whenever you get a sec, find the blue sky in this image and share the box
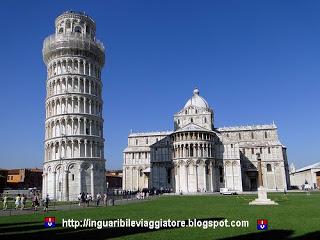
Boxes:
[0,0,319,170]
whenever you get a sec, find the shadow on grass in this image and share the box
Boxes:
[219,230,320,240]
[0,217,224,240]
[0,222,46,234]
[1,218,319,240]
[0,221,41,228]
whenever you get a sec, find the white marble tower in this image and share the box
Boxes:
[42,11,106,201]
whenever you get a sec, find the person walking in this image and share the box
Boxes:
[15,194,20,210]
[78,193,82,206]
[44,194,50,212]
[86,193,90,207]
[2,195,8,210]
[89,193,93,206]
[23,194,27,209]
[20,194,25,210]
[103,193,107,206]
[96,193,101,206]
[33,194,39,211]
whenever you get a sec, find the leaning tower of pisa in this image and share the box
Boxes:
[42,11,106,201]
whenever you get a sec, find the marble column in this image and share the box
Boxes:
[90,141,93,157]
[175,165,180,192]
[91,167,95,198]
[203,163,207,192]
[131,168,134,191]
[53,171,57,200]
[210,162,214,192]
[45,173,48,197]
[79,168,82,194]
[184,163,188,192]
[137,168,139,190]
[42,174,46,198]
[84,140,87,157]
[179,164,183,192]
[64,170,69,201]
[122,167,126,190]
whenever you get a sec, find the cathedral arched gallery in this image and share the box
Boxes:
[123,88,290,193]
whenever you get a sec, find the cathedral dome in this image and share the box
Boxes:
[184,88,209,109]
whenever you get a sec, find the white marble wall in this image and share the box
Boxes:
[42,160,106,201]
[42,12,106,201]
[122,132,171,190]
[290,169,319,189]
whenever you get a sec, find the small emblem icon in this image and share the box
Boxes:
[44,217,56,228]
[257,219,268,230]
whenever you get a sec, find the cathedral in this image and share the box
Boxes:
[122,88,290,193]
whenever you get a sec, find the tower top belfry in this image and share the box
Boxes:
[43,11,105,66]
[55,11,96,38]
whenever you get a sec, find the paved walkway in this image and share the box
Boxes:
[0,196,156,217]
[1,190,315,217]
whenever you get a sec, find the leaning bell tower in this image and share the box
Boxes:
[42,11,106,201]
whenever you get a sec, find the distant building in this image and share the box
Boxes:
[123,88,290,193]
[6,168,42,190]
[0,169,8,193]
[106,170,122,189]
[290,162,320,189]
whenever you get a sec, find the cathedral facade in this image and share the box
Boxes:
[123,88,290,193]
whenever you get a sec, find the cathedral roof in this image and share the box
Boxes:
[123,146,151,153]
[174,123,212,133]
[128,131,172,137]
[184,88,209,109]
[294,162,320,173]
[217,123,277,132]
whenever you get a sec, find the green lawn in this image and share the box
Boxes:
[0,193,319,240]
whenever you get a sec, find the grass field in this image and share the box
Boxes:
[0,192,319,240]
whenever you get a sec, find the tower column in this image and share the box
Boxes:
[84,140,87,157]
[77,98,80,113]
[64,170,69,201]
[42,173,46,198]
[71,140,74,158]
[91,167,95,197]
[90,141,93,157]
[78,140,81,158]
[53,171,57,200]
[122,166,126,190]
[79,167,82,194]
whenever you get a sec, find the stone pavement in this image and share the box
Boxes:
[0,196,156,217]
